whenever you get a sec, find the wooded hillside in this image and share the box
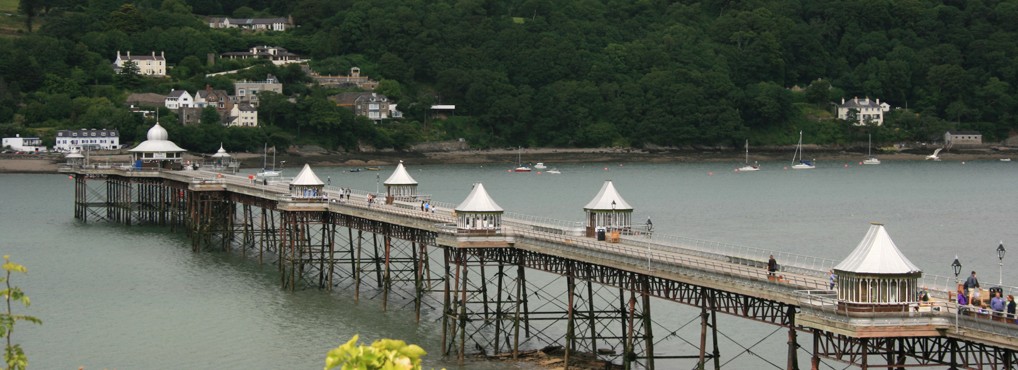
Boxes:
[2,0,1016,152]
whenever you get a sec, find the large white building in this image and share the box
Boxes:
[837,97,891,126]
[54,129,120,152]
[2,135,47,152]
[113,51,166,76]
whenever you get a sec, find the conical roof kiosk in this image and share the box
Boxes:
[454,183,504,234]
[583,180,633,237]
[833,223,922,314]
[289,164,325,200]
[210,143,231,166]
[383,160,419,204]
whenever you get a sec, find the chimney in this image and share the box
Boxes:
[152,51,155,58]
[841,98,845,104]
[127,50,131,58]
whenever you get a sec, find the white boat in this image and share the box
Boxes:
[513,147,531,172]
[1001,158,1012,162]
[736,139,760,172]
[545,168,561,174]
[534,162,547,170]
[925,148,943,161]
[862,134,880,165]
[791,131,815,169]
[256,144,282,177]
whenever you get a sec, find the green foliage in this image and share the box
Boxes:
[4,0,1018,149]
[323,335,429,370]
[1,255,42,370]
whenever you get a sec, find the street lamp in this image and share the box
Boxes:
[997,241,1006,286]
[610,200,616,231]
[952,256,962,284]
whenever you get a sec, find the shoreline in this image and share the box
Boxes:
[1,147,1014,174]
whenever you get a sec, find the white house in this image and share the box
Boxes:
[164,90,194,110]
[208,17,292,31]
[837,97,890,126]
[2,135,47,152]
[54,129,120,152]
[113,51,166,76]
[227,103,258,127]
[234,74,283,106]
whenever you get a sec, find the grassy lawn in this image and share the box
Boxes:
[0,0,18,14]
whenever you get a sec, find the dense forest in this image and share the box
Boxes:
[2,0,1017,153]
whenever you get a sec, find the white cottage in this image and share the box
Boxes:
[583,180,633,238]
[833,223,922,313]
[454,183,503,233]
[383,160,418,203]
[289,164,325,199]
[128,122,187,169]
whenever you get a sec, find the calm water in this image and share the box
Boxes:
[3,159,1017,368]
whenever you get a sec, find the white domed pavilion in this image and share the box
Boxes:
[128,121,186,169]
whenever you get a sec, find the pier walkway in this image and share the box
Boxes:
[63,165,1018,369]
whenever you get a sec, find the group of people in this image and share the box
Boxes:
[420,201,435,213]
[957,271,1018,321]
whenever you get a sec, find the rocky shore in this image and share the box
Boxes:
[2,145,1014,174]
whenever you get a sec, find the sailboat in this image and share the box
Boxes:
[737,140,760,172]
[257,144,281,177]
[862,134,880,165]
[791,131,815,169]
[513,147,532,172]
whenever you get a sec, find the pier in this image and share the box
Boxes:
[59,126,1018,370]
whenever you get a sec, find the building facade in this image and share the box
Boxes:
[309,67,378,90]
[227,103,258,127]
[2,135,47,152]
[329,92,398,122]
[113,51,166,76]
[221,46,302,65]
[165,90,194,110]
[234,75,283,106]
[837,97,891,126]
[945,131,982,146]
[208,17,292,31]
[54,129,120,152]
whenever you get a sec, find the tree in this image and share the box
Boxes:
[115,60,141,89]
[200,106,222,125]
[324,335,428,370]
[1,255,42,370]
[18,0,41,32]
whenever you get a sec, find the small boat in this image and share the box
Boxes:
[513,146,531,172]
[364,167,381,171]
[348,168,362,172]
[256,144,282,177]
[534,162,547,170]
[862,134,880,165]
[736,140,760,172]
[545,168,561,174]
[791,131,816,169]
[1001,158,1012,162]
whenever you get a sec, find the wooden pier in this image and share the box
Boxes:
[61,165,1018,369]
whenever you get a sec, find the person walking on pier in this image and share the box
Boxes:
[767,255,778,278]
[964,271,980,305]
[828,270,837,289]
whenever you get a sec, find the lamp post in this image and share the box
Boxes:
[952,256,962,285]
[997,241,1006,286]
[610,200,616,231]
